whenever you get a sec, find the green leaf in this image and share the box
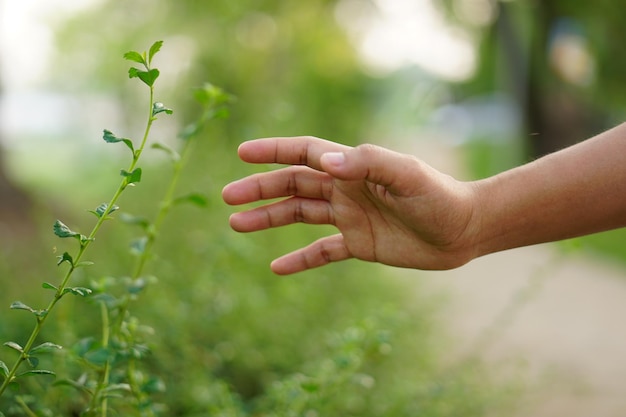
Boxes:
[148,40,163,63]
[4,342,23,353]
[56,251,73,267]
[152,102,173,117]
[31,342,63,354]
[53,378,92,394]
[16,369,55,378]
[178,122,201,141]
[90,203,120,219]
[141,377,166,394]
[75,261,95,268]
[0,360,9,378]
[53,220,79,239]
[129,67,160,87]
[121,167,142,185]
[62,287,92,297]
[103,129,134,153]
[119,213,150,229]
[151,142,180,162]
[173,193,209,208]
[26,356,39,368]
[10,301,35,313]
[42,282,58,291]
[130,236,148,256]
[83,348,112,367]
[123,50,145,65]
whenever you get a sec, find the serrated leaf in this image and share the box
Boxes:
[42,282,58,291]
[90,203,120,219]
[103,129,134,152]
[4,342,23,353]
[121,167,142,185]
[31,342,63,355]
[152,102,173,117]
[148,40,163,63]
[62,287,92,297]
[10,301,35,313]
[173,193,209,208]
[123,50,145,65]
[151,142,180,162]
[17,369,55,377]
[53,220,79,239]
[56,251,73,267]
[0,360,9,378]
[129,68,160,87]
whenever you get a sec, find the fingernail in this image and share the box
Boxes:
[322,152,345,167]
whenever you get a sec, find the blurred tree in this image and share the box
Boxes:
[436,0,625,157]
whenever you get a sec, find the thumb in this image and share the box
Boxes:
[320,144,425,192]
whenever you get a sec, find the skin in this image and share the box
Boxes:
[222,123,626,275]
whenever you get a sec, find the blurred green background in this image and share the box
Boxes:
[0,0,624,415]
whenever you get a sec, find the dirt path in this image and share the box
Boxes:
[387,136,626,416]
[407,245,626,417]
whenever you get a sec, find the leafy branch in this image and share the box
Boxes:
[0,40,171,402]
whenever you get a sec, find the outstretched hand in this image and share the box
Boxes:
[222,136,479,274]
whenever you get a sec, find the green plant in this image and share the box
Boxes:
[0,41,231,416]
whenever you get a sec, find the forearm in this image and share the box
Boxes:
[472,122,626,257]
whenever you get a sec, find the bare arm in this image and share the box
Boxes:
[222,123,626,274]
[473,122,626,257]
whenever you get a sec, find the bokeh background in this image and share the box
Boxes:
[0,0,625,416]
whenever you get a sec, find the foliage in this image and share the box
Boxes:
[0,2,526,415]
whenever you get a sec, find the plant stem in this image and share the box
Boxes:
[0,82,156,401]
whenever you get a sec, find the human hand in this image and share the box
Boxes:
[222,136,479,274]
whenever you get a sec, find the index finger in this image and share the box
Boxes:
[238,136,352,171]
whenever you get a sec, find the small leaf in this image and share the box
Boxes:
[34,310,48,319]
[151,142,179,162]
[53,377,92,394]
[17,369,55,378]
[152,102,173,117]
[148,40,163,63]
[119,213,150,229]
[0,360,9,378]
[75,261,95,268]
[121,167,142,185]
[142,377,166,394]
[83,348,113,367]
[173,193,209,208]
[26,356,39,368]
[10,301,35,313]
[103,129,134,153]
[56,251,73,267]
[129,68,160,87]
[53,220,79,239]
[42,282,58,291]
[4,342,23,353]
[178,122,201,141]
[90,203,120,219]
[31,342,62,354]
[62,287,92,297]
[123,50,145,65]
[130,237,148,256]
